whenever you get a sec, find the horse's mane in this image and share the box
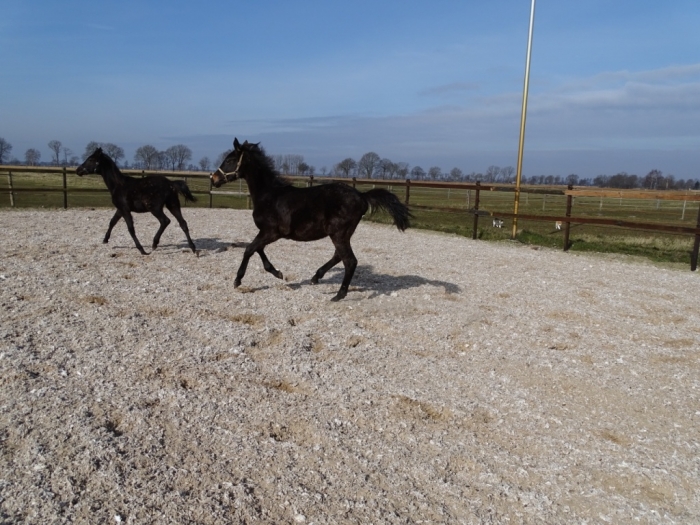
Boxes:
[249,145,291,188]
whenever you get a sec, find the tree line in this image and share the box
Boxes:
[0,136,697,190]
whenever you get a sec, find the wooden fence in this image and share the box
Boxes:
[3,166,700,270]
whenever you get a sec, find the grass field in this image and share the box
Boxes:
[2,169,699,266]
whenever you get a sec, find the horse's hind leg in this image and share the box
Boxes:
[122,211,147,255]
[151,209,171,250]
[330,238,357,302]
[166,201,197,253]
[312,252,341,284]
[104,210,122,244]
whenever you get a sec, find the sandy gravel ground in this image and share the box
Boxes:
[0,208,699,524]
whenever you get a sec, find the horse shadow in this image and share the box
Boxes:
[299,264,461,298]
[192,241,460,297]
[171,238,244,254]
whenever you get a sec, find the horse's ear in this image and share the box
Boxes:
[233,138,240,150]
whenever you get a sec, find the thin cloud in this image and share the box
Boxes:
[419,82,481,97]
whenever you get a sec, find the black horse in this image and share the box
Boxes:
[211,138,412,301]
[76,148,197,255]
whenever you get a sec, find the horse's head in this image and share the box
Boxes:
[210,138,258,188]
[76,147,105,176]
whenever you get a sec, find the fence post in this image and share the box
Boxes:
[563,185,573,251]
[308,175,314,187]
[691,203,700,271]
[7,171,14,207]
[472,181,481,240]
[405,179,411,205]
[352,177,356,189]
[183,177,188,206]
[208,177,213,209]
[62,167,68,209]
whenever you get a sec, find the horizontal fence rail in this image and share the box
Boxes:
[3,166,700,270]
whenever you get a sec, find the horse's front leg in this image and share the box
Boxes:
[122,211,148,255]
[104,210,122,244]
[234,231,278,287]
[257,248,283,280]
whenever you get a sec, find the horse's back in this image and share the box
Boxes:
[254,183,368,241]
[121,175,176,212]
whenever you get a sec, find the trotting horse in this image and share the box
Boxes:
[211,138,412,301]
[76,148,197,255]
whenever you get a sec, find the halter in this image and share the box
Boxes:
[214,151,245,183]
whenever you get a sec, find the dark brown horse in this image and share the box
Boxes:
[211,138,411,301]
[76,148,197,254]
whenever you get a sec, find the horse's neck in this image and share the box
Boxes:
[245,168,276,203]
[98,161,125,192]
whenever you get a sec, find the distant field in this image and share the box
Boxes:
[2,170,698,266]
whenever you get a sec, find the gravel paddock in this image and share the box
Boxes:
[1,208,699,524]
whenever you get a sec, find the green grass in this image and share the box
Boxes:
[2,172,698,266]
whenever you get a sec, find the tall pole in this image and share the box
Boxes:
[511,0,536,239]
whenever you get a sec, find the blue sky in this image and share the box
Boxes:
[2,1,700,179]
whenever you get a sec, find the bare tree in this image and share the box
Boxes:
[643,169,662,189]
[396,162,410,180]
[566,173,579,186]
[134,145,161,170]
[449,167,463,182]
[48,140,62,165]
[287,154,304,175]
[164,144,192,171]
[485,165,500,182]
[298,162,310,176]
[410,166,425,180]
[25,148,41,165]
[358,152,380,179]
[62,147,73,166]
[199,156,211,171]
[0,137,12,164]
[500,166,515,183]
[336,158,357,178]
[378,158,394,179]
[428,166,442,180]
[103,143,125,165]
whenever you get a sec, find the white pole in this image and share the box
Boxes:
[511,0,537,239]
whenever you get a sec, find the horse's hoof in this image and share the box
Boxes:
[311,276,319,285]
[276,271,284,280]
[234,280,241,288]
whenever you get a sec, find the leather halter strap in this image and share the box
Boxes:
[214,151,245,182]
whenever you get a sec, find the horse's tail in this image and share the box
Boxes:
[172,180,197,203]
[362,188,412,231]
